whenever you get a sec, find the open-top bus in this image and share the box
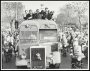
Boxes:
[16,19,60,69]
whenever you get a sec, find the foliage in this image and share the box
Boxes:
[1,2,25,26]
[56,1,89,32]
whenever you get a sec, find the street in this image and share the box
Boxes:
[2,53,17,69]
[2,50,88,69]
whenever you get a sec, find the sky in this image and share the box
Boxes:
[22,1,89,18]
[22,1,68,17]
[1,1,89,18]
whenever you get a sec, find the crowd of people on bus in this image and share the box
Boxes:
[23,7,54,20]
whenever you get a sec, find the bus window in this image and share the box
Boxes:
[20,39,37,44]
[20,31,37,39]
[39,29,57,43]
[20,31,38,44]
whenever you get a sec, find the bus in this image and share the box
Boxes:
[15,19,61,69]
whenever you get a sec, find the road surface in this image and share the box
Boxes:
[2,50,88,69]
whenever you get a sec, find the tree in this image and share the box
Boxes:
[56,1,89,32]
[69,1,88,33]
[1,2,25,34]
[56,3,77,32]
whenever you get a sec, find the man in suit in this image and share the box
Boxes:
[23,10,28,20]
[34,9,41,19]
[44,7,49,19]
[26,9,33,20]
[40,7,48,19]
[47,11,54,20]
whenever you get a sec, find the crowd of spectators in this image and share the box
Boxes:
[23,7,54,20]
[58,28,88,59]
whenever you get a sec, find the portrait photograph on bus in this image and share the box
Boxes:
[30,47,45,69]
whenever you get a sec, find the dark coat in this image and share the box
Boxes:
[34,13,41,19]
[47,13,53,20]
[26,13,32,20]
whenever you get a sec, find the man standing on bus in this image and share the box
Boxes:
[41,7,48,19]
[34,9,41,19]
[23,10,28,20]
[47,11,54,20]
[26,9,33,20]
[44,7,49,19]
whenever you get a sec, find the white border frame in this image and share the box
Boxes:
[1,1,89,70]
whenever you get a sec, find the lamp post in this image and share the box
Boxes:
[16,2,17,20]
[14,2,19,34]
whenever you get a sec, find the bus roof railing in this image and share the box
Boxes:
[19,19,57,29]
